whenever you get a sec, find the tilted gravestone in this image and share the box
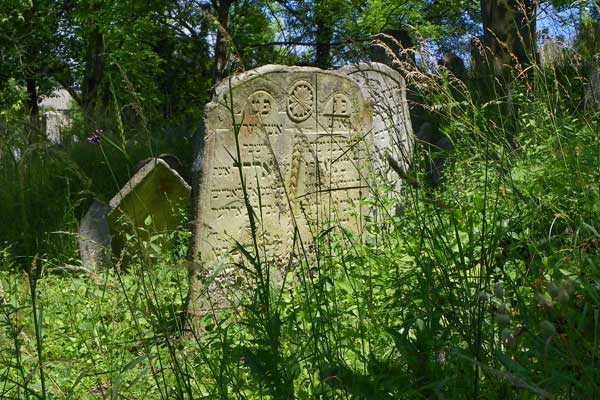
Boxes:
[108,158,191,256]
[188,63,413,319]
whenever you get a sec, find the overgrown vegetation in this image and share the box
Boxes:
[1,0,600,398]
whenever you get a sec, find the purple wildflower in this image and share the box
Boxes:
[87,128,103,144]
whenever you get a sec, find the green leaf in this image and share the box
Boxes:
[112,354,149,399]
[582,223,600,238]
[122,353,149,372]
[495,351,529,376]
[150,242,161,254]
[111,374,120,400]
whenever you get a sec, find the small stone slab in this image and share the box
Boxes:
[78,200,111,269]
[108,158,191,255]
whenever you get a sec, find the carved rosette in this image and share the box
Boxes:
[287,81,314,122]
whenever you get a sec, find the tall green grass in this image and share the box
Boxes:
[0,109,196,267]
[1,40,600,399]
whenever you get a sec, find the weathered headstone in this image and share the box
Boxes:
[39,89,73,144]
[109,158,191,256]
[339,62,413,180]
[78,200,112,269]
[189,63,416,319]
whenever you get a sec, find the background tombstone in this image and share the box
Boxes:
[540,39,566,68]
[438,52,467,82]
[338,62,414,185]
[370,28,416,67]
[188,65,376,318]
[39,89,73,144]
[108,158,191,257]
[78,200,112,269]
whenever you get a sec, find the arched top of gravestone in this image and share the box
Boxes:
[203,64,374,147]
[208,65,374,122]
[212,64,355,100]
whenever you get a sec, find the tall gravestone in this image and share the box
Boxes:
[188,63,411,319]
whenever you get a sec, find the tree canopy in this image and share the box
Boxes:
[0,0,598,138]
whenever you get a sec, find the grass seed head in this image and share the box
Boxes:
[493,283,505,299]
[540,320,556,337]
[495,314,511,327]
[547,281,560,298]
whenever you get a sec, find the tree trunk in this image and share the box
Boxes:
[478,0,536,143]
[23,4,40,140]
[480,0,536,78]
[315,1,333,69]
[26,78,40,139]
[213,0,232,82]
[81,27,106,118]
